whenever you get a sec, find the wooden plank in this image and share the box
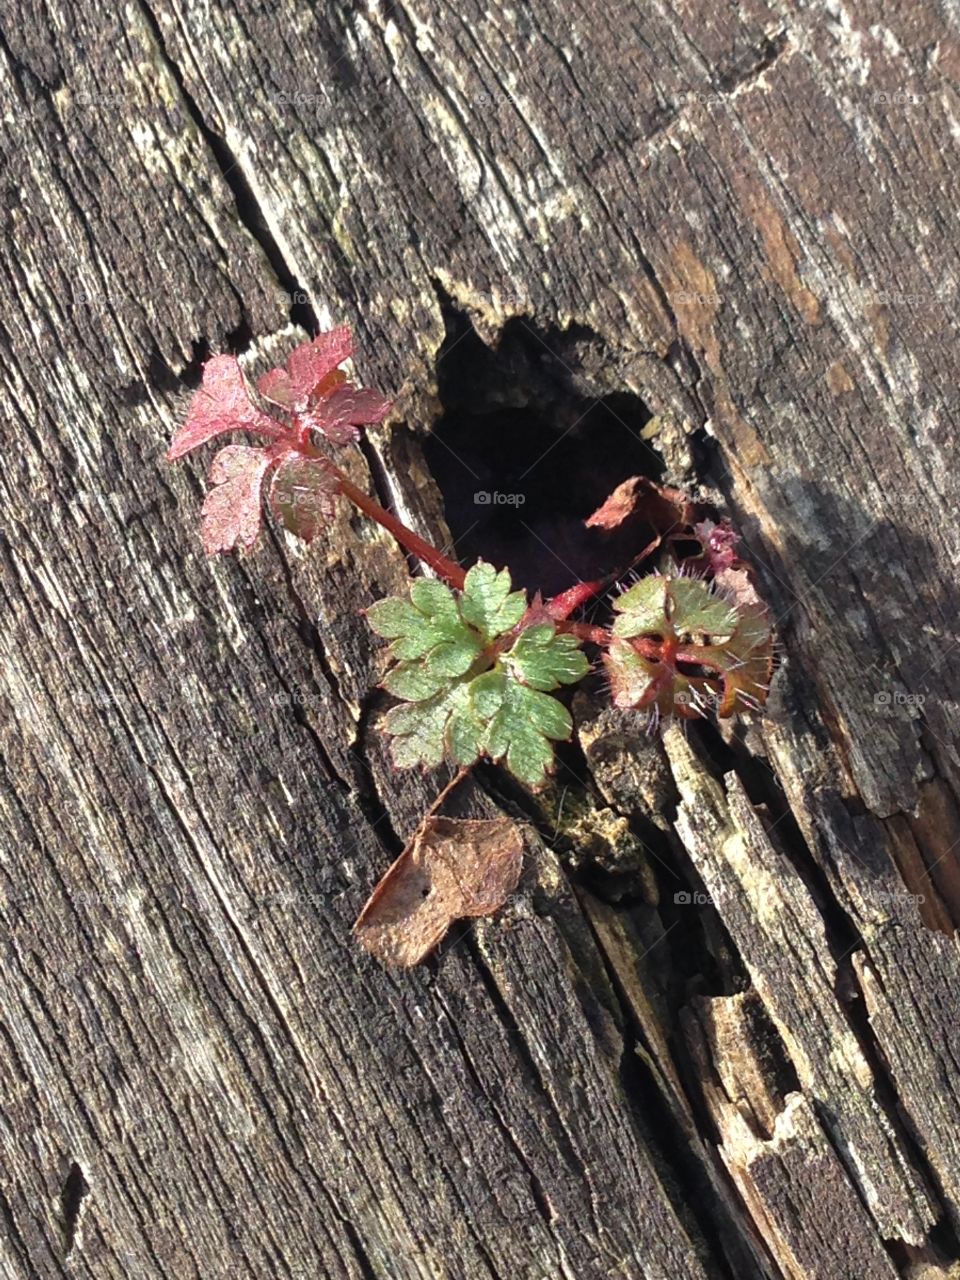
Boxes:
[2,0,959,1276]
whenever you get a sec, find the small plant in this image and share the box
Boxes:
[366,563,589,787]
[168,327,774,961]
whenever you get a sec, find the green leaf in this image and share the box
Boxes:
[365,596,422,638]
[484,681,572,788]
[382,661,449,702]
[612,575,736,640]
[369,563,585,788]
[460,561,527,642]
[502,731,554,789]
[612,576,669,638]
[446,697,487,766]
[504,623,589,690]
[409,578,460,620]
[368,576,485,669]
[694,600,774,715]
[667,579,738,636]
[382,683,470,769]
[604,572,774,721]
[421,634,482,679]
[379,660,572,788]
[468,669,507,720]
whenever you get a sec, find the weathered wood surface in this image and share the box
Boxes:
[1,0,959,1276]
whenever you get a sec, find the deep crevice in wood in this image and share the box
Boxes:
[575,892,775,1280]
[675,725,960,1243]
[349,690,407,860]
[423,288,662,598]
[465,754,761,1273]
[60,1162,88,1258]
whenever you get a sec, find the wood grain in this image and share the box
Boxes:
[1,0,959,1276]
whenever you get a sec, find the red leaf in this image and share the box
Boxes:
[167,356,281,460]
[304,384,392,445]
[167,331,391,552]
[269,454,340,543]
[254,327,390,444]
[585,476,645,531]
[585,475,699,534]
[200,445,274,555]
[256,366,293,408]
[283,326,354,409]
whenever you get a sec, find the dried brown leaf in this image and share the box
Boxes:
[354,815,524,966]
[585,474,700,534]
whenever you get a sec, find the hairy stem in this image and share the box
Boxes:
[545,579,608,620]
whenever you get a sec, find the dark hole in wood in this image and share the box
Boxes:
[669,537,703,560]
[61,1161,88,1256]
[423,297,664,597]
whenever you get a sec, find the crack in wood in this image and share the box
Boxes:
[60,1161,88,1258]
[136,0,317,340]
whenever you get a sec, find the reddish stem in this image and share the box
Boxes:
[321,459,466,589]
[545,579,607,621]
[558,620,610,646]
